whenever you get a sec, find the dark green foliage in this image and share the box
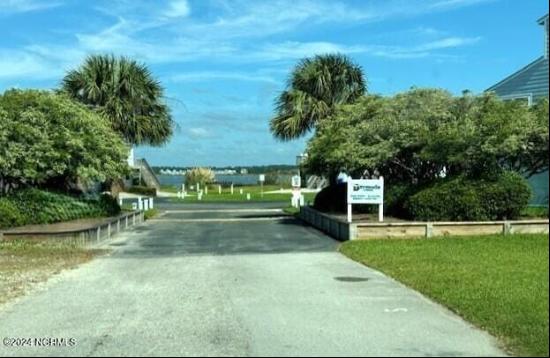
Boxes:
[0,89,128,193]
[0,189,121,229]
[98,194,122,216]
[384,184,416,218]
[0,198,25,229]
[314,184,347,212]
[127,186,157,197]
[313,183,375,214]
[406,172,532,221]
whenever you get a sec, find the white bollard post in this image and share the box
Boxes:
[197,183,200,193]
[182,183,185,193]
[132,202,137,210]
[246,193,251,201]
[144,199,149,211]
[219,185,222,194]
[149,197,154,209]
[231,184,234,195]
[198,191,203,201]
[299,195,305,207]
[205,186,208,195]
[240,189,243,195]
[138,197,143,210]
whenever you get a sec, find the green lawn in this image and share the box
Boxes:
[167,184,317,203]
[340,234,549,357]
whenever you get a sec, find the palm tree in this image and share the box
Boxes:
[270,54,366,140]
[61,54,174,146]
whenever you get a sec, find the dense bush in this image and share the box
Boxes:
[406,172,531,221]
[98,194,122,216]
[313,183,347,212]
[0,189,121,229]
[313,183,375,214]
[0,198,25,229]
[0,89,129,193]
[384,184,416,218]
[127,186,157,197]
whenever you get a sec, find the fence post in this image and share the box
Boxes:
[503,221,512,235]
[426,223,433,238]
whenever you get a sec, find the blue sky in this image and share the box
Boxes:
[0,0,548,167]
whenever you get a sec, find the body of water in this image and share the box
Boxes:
[158,174,262,187]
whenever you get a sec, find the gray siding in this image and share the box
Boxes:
[487,57,549,102]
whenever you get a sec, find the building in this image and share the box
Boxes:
[487,14,548,104]
[486,14,549,206]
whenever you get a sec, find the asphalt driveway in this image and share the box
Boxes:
[0,202,505,356]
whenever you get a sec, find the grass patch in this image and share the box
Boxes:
[169,184,317,203]
[283,206,300,215]
[340,235,549,357]
[144,208,159,220]
[0,239,107,306]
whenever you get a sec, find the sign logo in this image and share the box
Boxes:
[348,179,384,204]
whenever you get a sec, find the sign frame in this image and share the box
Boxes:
[347,177,384,223]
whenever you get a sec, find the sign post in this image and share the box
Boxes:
[259,174,265,198]
[347,177,384,223]
[291,175,302,208]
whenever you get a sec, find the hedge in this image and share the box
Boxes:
[406,171,532,221]
[0,189,121,229]
[127,186,157,197]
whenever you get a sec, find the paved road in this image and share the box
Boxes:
[0,202,505,357]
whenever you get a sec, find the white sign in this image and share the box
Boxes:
[347,177,384,223]
[259,174,265,182]
[348,179,384,204]
[291,175,301,188]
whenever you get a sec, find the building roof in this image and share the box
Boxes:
[486,56,549,101]
[537,14,548,25]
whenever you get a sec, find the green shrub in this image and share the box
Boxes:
[313,183,374,214]
[0,189,121,228]
[0,198,26,229]
[384,184,416,219]
[127,186,157,197]
[98,194,122,216]
[406,172,532,221]
[144,208,159,220]
[314,183,347,212]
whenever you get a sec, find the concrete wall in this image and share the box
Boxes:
[299,206,351,241]
[299,206,549,240]
[0,211,145,247]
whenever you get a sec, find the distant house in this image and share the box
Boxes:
[486,14,549,206]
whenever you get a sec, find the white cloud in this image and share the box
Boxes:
[187,127,215,139]
[163,0,191,18]
[0,0,62,14]
[170,71,279,84]
[0,51,58,79]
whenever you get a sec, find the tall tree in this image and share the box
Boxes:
[61,54,174,146]
[0,89,128,193]
[270,54,366,140]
